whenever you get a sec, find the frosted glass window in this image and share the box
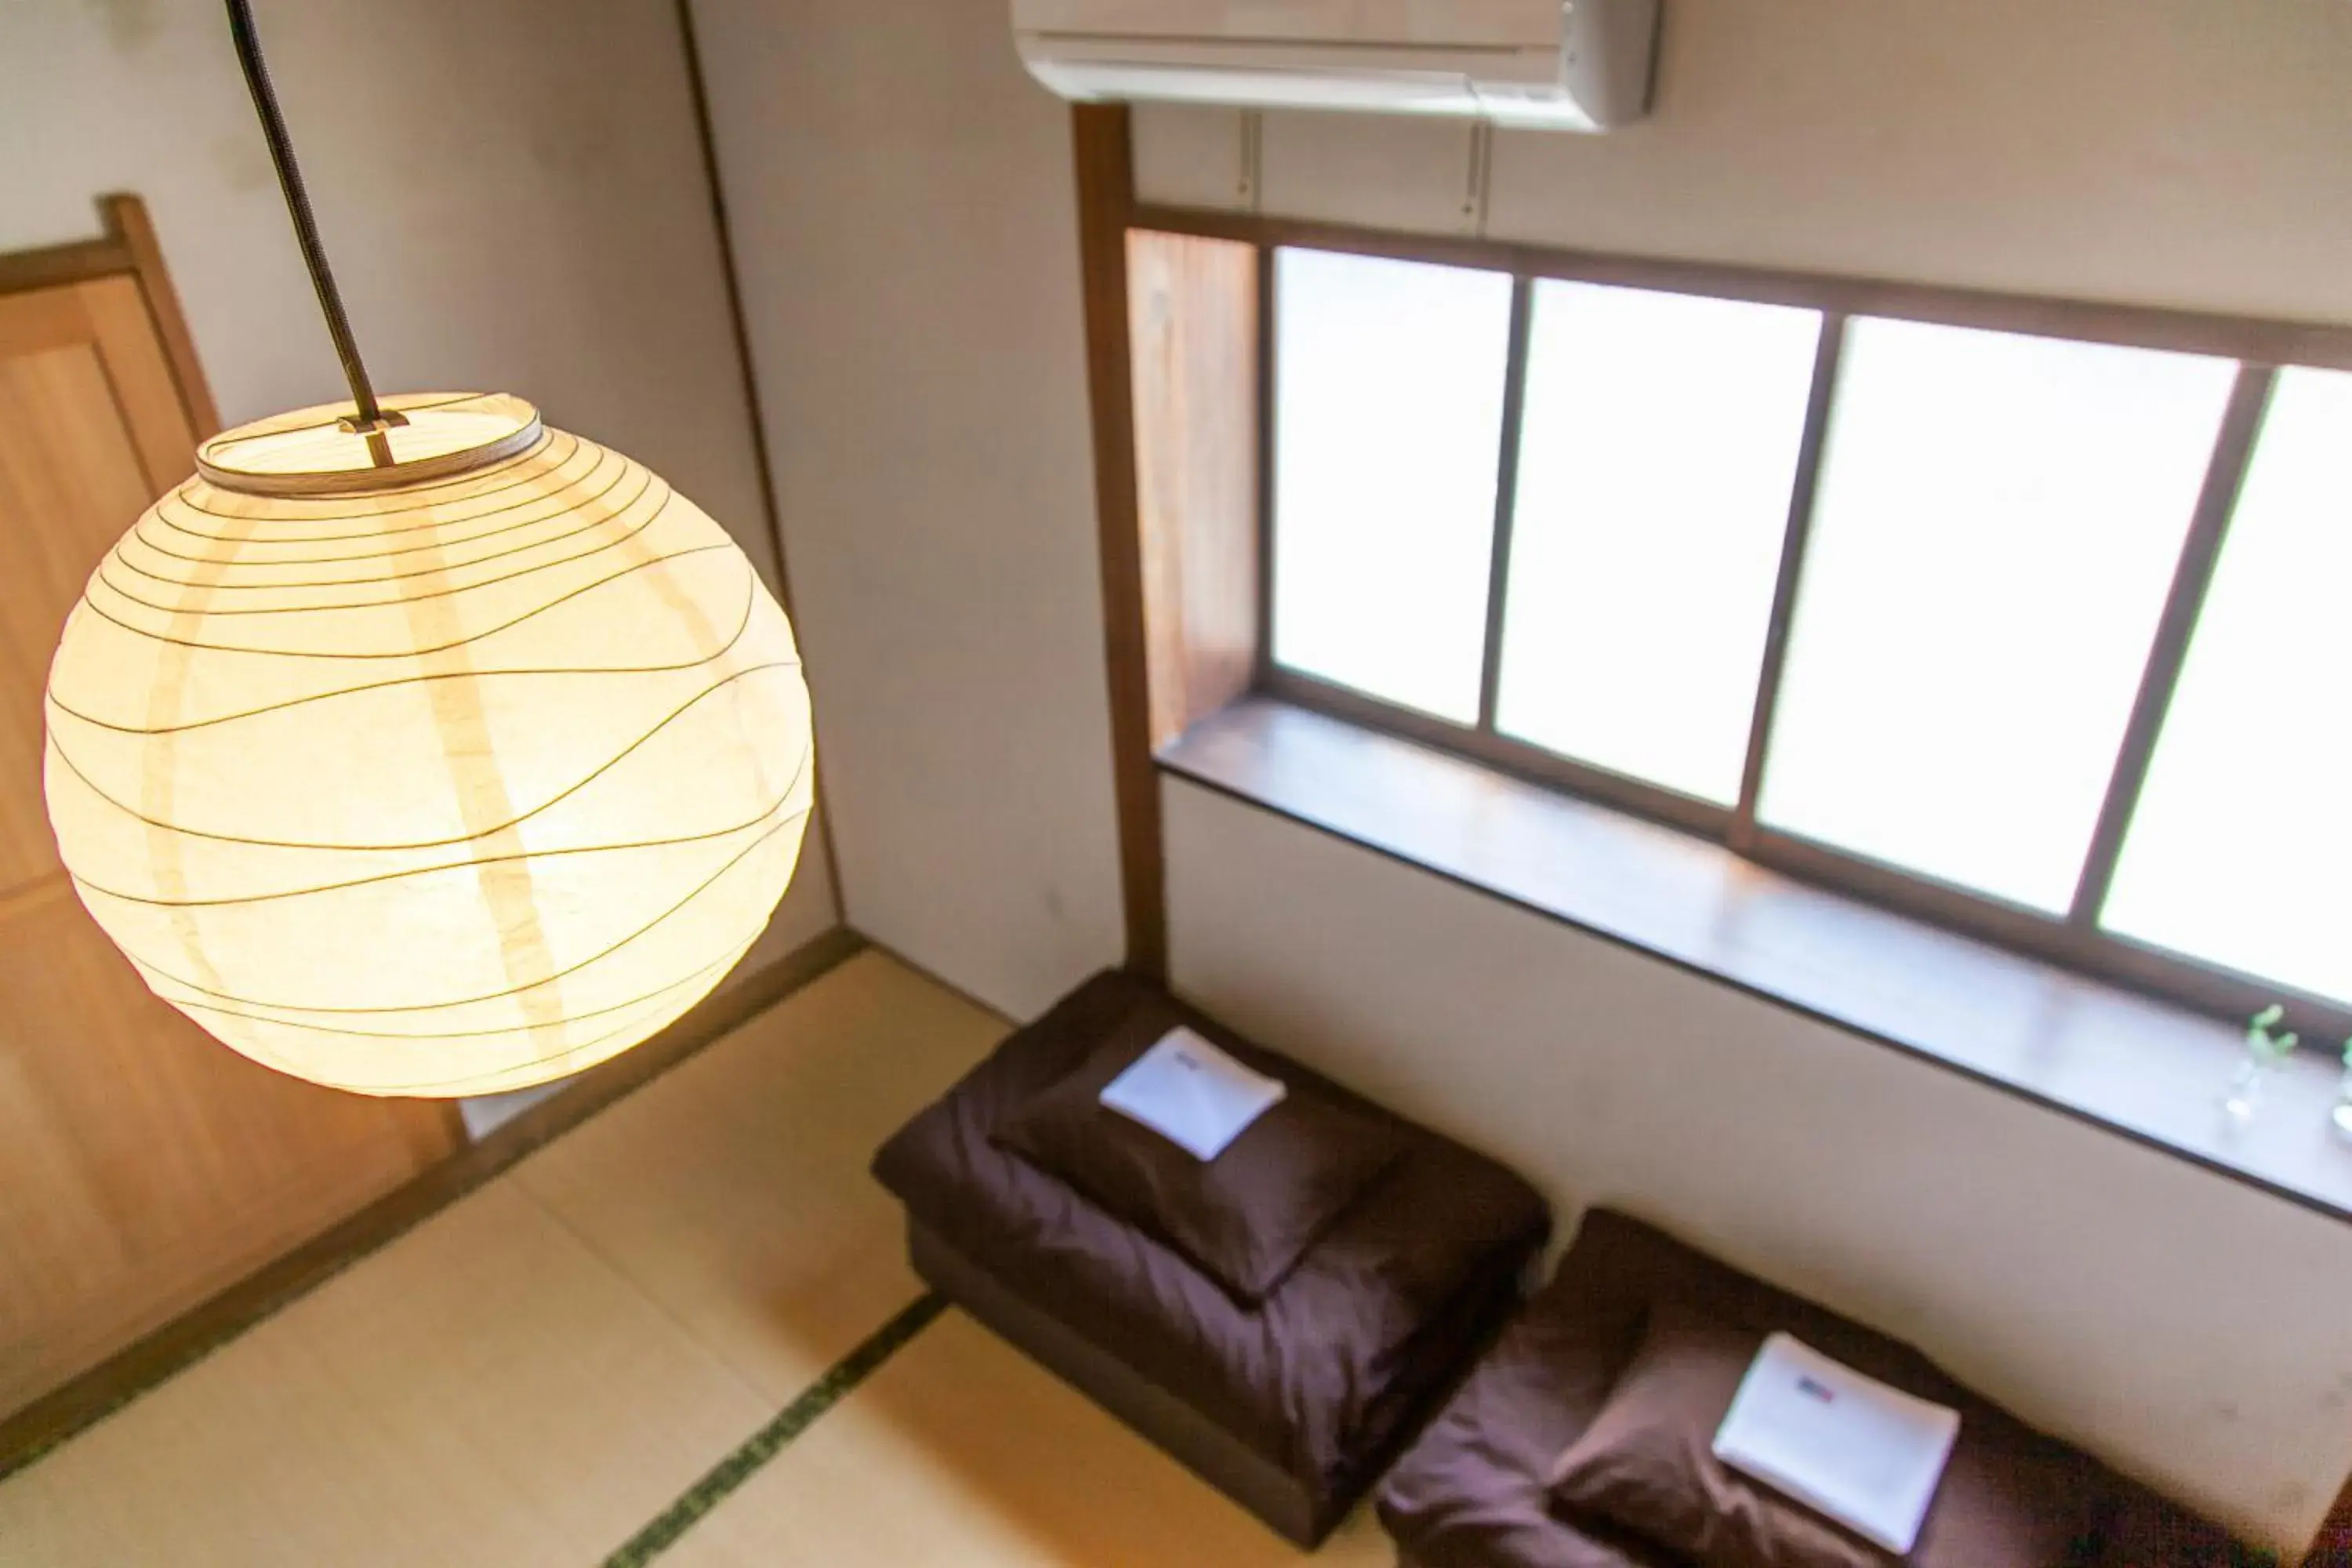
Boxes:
[1270,248,1513,723]
[2103,368,2352,1002]
[1759,318,2237,912]
[1495,281,1821,804]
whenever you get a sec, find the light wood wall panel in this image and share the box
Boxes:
[0,289,162,895]
[0,212,457,1420]
[1126,230,1259,753]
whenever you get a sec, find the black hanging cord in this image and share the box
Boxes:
[225,0,389,438]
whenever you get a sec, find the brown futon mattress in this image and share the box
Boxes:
[872,969,1551,1510]
[1377,1208,2241,1568]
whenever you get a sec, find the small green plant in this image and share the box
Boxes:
[2230,1006,2305,1120]
[2246,1004,2299,1066]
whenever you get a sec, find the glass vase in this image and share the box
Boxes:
[2224,1055,2276,1121]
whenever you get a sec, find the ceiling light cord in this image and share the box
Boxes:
[225,0,391,445]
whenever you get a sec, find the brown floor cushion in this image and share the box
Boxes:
[872,969,1551,1509]
[1377,1209,2241,1568]
[992,1011,1406,1303]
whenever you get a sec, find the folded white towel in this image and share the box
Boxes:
[1712,1332,1961,1554]
[1098,1026,1287,1160]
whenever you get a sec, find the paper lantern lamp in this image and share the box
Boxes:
[43,393,814,1097]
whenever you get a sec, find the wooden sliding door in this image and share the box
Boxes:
[0,198,458,1419]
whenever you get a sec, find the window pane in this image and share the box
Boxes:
[1759,318,2238,912]
[2103,368,2352,1002]
[1271,248,1513,723]
[1495,281,1821,804]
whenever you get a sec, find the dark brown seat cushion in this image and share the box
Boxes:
[1377,1209,2240,1568]
[1546,1301,2103,1568]
[873,969,1550,1497]
[994,1017,1406,1303]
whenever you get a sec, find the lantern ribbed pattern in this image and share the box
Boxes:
[42,394,813,1098]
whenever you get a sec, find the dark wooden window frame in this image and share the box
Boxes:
[1096,171,2352,1041]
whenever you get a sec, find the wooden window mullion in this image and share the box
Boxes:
[1730,310,1846,852]
[1252,242,1279,690]
[2066,362,2277,927]
[1475,275,1537,734]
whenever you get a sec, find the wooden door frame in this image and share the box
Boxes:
[1072,105,1167,980]
[2,194,221,442]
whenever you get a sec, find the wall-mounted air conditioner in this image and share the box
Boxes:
[1011,0,1658,132]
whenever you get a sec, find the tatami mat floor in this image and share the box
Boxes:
[0,949,1390,1566]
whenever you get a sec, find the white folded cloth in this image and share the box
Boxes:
[1098,1026,1287,1160]
[1713,1332,1962,1554]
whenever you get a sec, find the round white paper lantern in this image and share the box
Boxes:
[43,393,813,1098]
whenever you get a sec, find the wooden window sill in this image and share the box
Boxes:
[1160,696,2352,1226]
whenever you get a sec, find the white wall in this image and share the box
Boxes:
[1138,0,2352,324]
[1169,782,2352,1549]
[691,0,2352,1548]
[0,0,838,965]
[690,0,1126,1019]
